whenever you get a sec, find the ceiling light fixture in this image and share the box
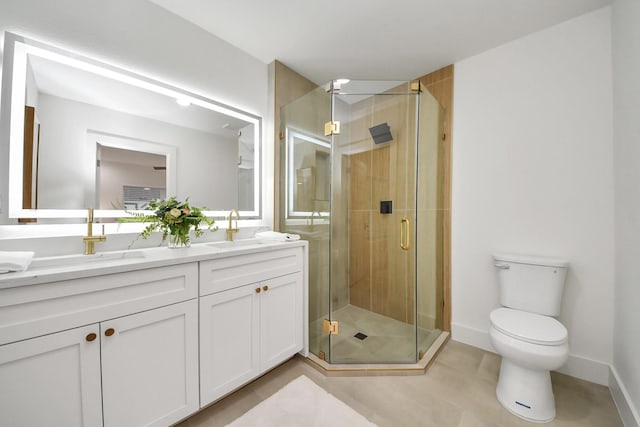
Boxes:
[335,78,350,85]
[176,98,190,107]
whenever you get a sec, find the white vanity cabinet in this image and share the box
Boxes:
[259,272,303,370]
[0,242,308,426]
[199,284,260,404]
[100,299,199,427]
[0,324,103,427]
[199,247,304,406]
[0,263,200,427]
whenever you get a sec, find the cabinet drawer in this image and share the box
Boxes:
[0,263,198,346]
[200,247,302,296]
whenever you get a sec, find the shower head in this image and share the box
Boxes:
[369,122,393,144]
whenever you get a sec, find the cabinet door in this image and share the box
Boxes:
[101,300,198,427]
[260,272,303,371]
[0,325,102,427]
[200,284,260,406]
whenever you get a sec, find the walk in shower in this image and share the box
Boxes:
[279,80,446,365]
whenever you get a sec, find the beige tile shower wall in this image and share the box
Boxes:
[330,97,360,313]
[417,90,444,331]
[343,77,449,331]
[419,65,454,332]
[344,84,419,324]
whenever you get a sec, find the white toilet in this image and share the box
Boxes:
[489,253,570,423]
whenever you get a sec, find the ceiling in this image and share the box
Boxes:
[148,0,612,84]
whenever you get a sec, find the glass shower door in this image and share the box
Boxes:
[328,81,419,364]
[279,85,332,361]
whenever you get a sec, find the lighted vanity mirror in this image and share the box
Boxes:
[286,129,330,219]
[1,32,261,222]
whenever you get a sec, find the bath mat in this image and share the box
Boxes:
[226,375,377,427]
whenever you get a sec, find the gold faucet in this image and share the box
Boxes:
[83,208,107,255]
[226,209,240,241]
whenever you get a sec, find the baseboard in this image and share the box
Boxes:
[451,322,609,385]
[556,353,610,386]
[451,322,494,352]
[609,365,640,427]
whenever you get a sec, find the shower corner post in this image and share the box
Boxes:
[413,80,421,363]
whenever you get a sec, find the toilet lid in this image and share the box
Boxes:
[490,308,568,346]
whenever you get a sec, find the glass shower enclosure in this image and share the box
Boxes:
[280,80,445,365]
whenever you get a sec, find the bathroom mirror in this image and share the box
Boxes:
[286,128,330,218]
[1,32,261,222]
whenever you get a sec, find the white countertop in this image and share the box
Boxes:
[0,239,307,290]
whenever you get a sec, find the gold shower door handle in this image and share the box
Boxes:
[400,218,410,251]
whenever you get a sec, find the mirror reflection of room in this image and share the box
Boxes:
[24,52,244,210]
[287,130,330,218]
[6,34,262,221]
[96,145,166,210]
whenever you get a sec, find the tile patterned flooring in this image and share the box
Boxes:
[177,340,623,427]
[309,304,442,364]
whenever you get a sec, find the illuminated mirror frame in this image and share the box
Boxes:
[4,32,262,220]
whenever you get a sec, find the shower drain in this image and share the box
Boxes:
[354,332,368,340]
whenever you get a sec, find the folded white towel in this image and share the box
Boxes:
[255,231,301,241]
[0,251,35,273]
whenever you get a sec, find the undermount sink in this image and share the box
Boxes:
[207,239,269,251]
[29,251,146,270]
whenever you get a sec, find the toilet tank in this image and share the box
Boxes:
[493,253,569,316]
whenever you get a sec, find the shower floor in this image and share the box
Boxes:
[309,304,441,364]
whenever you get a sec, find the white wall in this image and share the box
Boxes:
[0,0,266,115]
[451,7,614,385]
[0,0,271,234]
[611,0,640,424]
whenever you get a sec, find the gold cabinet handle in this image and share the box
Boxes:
[400,217,410,251]
[86,332,97,342]
[104,328,115,337]
[255,287,261,293]
[263,285,269,292]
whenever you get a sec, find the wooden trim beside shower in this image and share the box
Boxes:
[418,65,454,333]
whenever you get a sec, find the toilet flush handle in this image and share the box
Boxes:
[494,263,510,269]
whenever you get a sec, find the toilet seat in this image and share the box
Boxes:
[490,308,567,346]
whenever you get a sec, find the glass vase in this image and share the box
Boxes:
[168,233,190,249]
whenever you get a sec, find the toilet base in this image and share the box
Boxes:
[496,358,556,423]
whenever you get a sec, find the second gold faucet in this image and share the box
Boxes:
[83,208,107,255]
[226,209,240,241]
